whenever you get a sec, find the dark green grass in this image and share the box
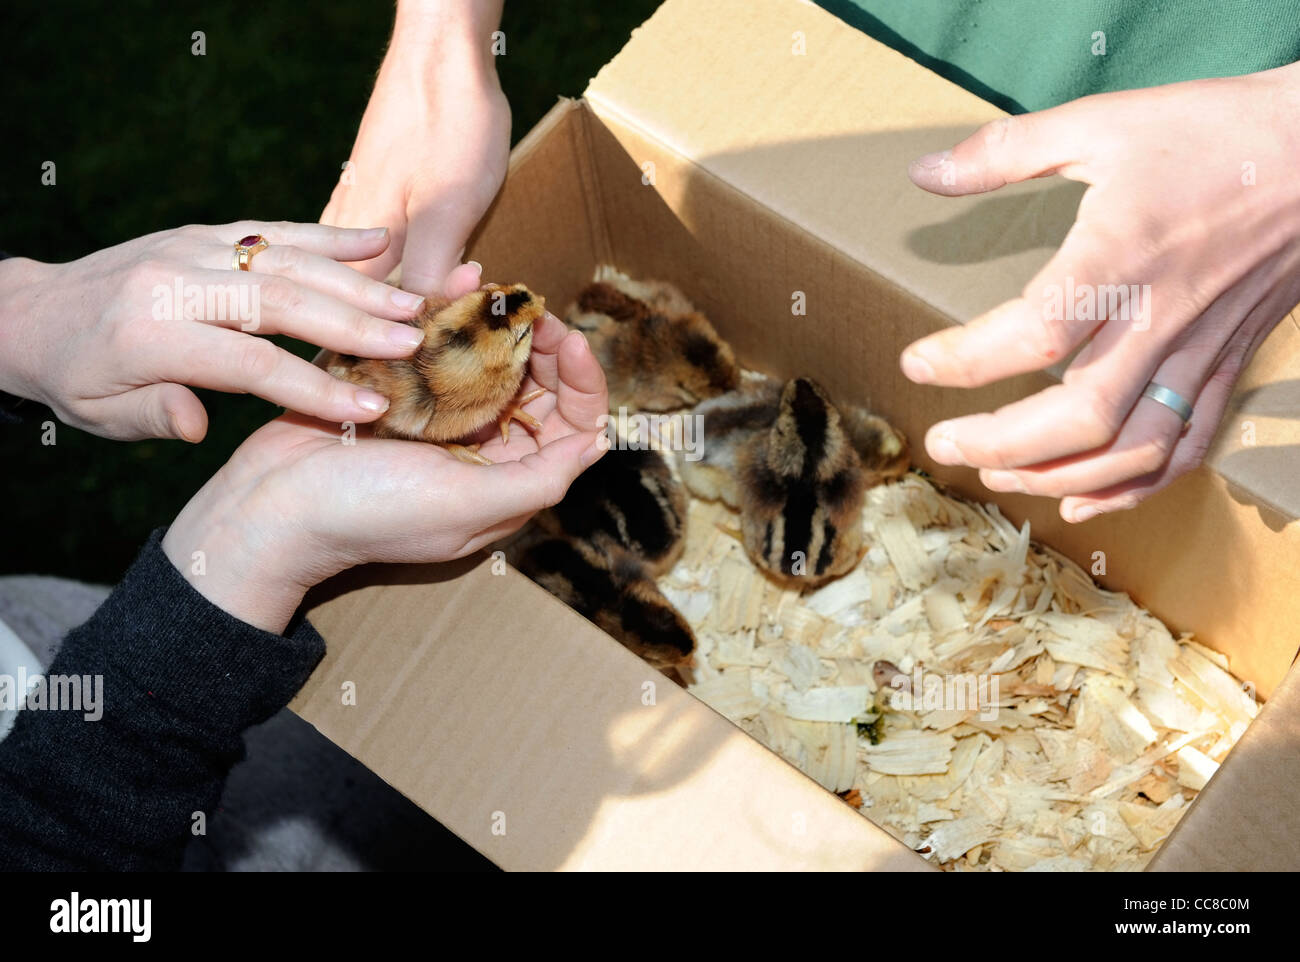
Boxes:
[0,0,659,583]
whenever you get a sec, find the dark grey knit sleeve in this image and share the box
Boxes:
[0,528,326,870]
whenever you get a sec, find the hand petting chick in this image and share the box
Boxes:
[683,376,903,588]
[514,536,696,673]
[320,283,547,464]
[565,265,739,411]
[535,447,687,576]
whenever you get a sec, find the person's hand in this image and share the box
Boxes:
[162,269,609,633]
[901,62,1300,522]
[0,222,436,442]
[320,0,511,296]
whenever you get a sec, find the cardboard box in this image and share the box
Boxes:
[292,0,1300,870]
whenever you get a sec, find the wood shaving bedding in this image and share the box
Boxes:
[663,473,1260,872]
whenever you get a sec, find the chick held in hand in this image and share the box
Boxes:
[683,376,906,588]
[515,536,696,672]
[320,283,547,464]
[565,265,739,411]
[535,447,687,576]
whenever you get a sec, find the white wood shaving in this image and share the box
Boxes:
[661,471,1261,871]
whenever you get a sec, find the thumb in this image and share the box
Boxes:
[399,189,485,297]
[908,104,1092,196]
[112,383,209,442]
[478,432,603,519]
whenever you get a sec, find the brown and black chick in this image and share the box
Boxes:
[515,536,697,673]
[565,265,739,411]
[320,283,546,464]
[535,447,687,577]
[682,376,880,588]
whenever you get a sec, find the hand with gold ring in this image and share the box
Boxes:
[900,62,1300,522]
[0,220,483,442]
[162,266,610,633]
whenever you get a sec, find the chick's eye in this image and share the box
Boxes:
[515,326,530,344]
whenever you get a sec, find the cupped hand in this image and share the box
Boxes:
[0,221,433,442]
[320,5,511,296]
[901,63,1300,522]
[162,272,609,633]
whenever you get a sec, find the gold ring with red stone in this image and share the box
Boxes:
[231,233,269,271]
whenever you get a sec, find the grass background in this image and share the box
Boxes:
[0,0,659,583]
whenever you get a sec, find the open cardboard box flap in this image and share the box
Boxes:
[296,0,1300,870]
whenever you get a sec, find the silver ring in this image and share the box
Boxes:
[1141,382,1193,426]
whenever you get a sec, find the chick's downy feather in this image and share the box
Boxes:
[516,536,696,670]
[683,376,900,587]
[536,447,687,576]
[322,283,544,442]
[565,266,739,411]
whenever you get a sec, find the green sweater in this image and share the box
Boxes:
[817,0,1300,113]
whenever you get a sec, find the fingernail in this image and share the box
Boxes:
[927,423,968,466]
[1071,505,1101,523]
[364,226,389,238]
[984,470,1026,494]
[355,389,389,414]
[911,149,951,170]
[388,324,425,349]
[391,290,425,312]
[901,349,935,384]
[466,260,483,275]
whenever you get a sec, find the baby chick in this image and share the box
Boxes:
[565,266,739,411]
[515,536,697,672]
[535,447,687,576]
[320,283,546,464]
[682,376,879,588]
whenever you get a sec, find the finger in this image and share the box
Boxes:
[525,312,569,393]
[975,288,1263,495]
[199,244,426,320]
[401,192,485,297]
[900,217,1149,388]
[175,325,392,423]
[91,382,209,442]
[213,221,396,263]
[179,268,426,357]
[907,100,1095,197]
[978,370,1195,499]
[1056,371,1232,522]
[473,432,604,519]
[553,330,608,434]
[442,261,484,299]
[924,244,1288,470]
[1058,304,1283,520]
